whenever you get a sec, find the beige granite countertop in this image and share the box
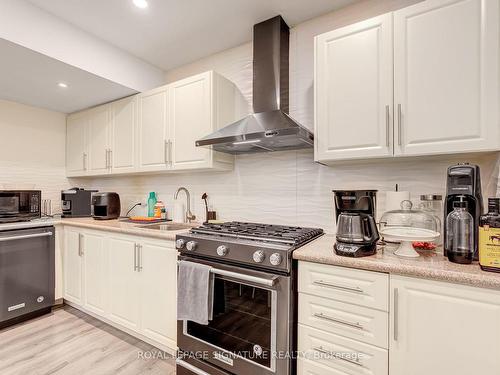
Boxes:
[293,235,500,290]
[56,217,197,240]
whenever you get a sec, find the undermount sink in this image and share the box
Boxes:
[139,223,193,231]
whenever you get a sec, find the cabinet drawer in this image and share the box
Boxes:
[298,324,388,375]
[299,293,388,348]
[299,261,389,311]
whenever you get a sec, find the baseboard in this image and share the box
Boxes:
[63,300,177,356]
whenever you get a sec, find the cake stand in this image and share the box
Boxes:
[379,227,440,258]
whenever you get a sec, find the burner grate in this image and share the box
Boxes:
[191,221,323,246]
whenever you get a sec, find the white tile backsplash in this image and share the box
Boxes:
[71,150,500,234]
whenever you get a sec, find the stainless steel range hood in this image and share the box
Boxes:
[196,16,314,155]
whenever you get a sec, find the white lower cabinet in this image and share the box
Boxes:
[108,235,140,331]
[139,239,177,349]
[390,275,500,375]
[63,228,83,305]
[298,261,500,375]
[298,324,388,375]
[82,232,108,316]
[62,227,177,352]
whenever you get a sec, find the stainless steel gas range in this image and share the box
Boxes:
[175,222,323,375]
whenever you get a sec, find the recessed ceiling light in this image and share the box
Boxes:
[133,0,148,9]
[57,82,68,88]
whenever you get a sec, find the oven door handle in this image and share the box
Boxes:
[176,359,210,375]
[178,261,278,287]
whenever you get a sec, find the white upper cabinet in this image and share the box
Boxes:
[394,0,500,156]
[87,105,111,175]
[110,96,137,173]
[169,72,212,169]
[168,71,237,171]
[66,70,245,177]
[66,113,88,176]
[137,86,169,171]
[315,13,394,161]
[390,275,500,375]
[315,0,499,163]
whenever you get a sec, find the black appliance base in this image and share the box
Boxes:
[0,307,52,330]
[334,241,377,257]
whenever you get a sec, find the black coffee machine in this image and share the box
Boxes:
[444,164,483,259]
[333,190,379,257]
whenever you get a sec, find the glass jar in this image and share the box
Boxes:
[419,194,443,245]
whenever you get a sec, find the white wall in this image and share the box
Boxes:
[73,0,500,232]
[0,99,69,212]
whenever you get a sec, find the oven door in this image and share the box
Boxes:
[178,256,293,375]
[0,191,40,222]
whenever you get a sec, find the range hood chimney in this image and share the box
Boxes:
[196,15,314,154]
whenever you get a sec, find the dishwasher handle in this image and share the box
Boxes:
[0,231,53,242]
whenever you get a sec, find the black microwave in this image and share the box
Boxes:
[0,190,41,223]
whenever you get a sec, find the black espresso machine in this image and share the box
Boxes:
[444,164,483,260]
[333,190,379,257]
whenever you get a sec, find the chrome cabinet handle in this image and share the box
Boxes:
[313,280,363,294]
[397,103,402,146]
[176,359,210,375]
[168,140,173,166]
[313,346,363,367]
[313,312,364,330]
[78,233,84,256]
[163,140,172,164]
[385,105,390,147]
[0,232,53,242]
[394,287,399,341]
[83,153,88,170]
[137,244,143,272]
[134,243,138,271]
[109,149,112,169]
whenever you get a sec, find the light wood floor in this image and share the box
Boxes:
[0,306,176,375]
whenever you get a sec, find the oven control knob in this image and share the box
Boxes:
[253,250,265,263]
[176,239,186,249]
[216,245,228,256]
[269,253,282,266]
[186,241,197,251]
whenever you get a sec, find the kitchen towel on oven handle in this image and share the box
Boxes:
[177,260,214,325]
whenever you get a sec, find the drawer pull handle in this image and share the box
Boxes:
[313,280,363,294]
[313,346,363,367]
[313,312,364,330]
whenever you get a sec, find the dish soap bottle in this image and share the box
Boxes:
[479,198,500,273]
[445,198,474,264]
[147,192,157,218]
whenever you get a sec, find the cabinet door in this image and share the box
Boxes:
[394,0,500,156]
[87,105,111,175]
[108,235,140,331]
[63,228,83,305]
[111,96,137,173]
[137,87,169,171]
[390,276,500,375]
[169,72,212,170]
[139,240,177,348]
[82,232,107,316]
[315,13,393,162]
[66,114,88,176]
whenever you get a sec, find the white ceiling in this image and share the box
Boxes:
[0,38,137,113]
[27,0,358,71]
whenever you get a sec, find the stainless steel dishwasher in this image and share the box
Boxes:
[0,226,55,328]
